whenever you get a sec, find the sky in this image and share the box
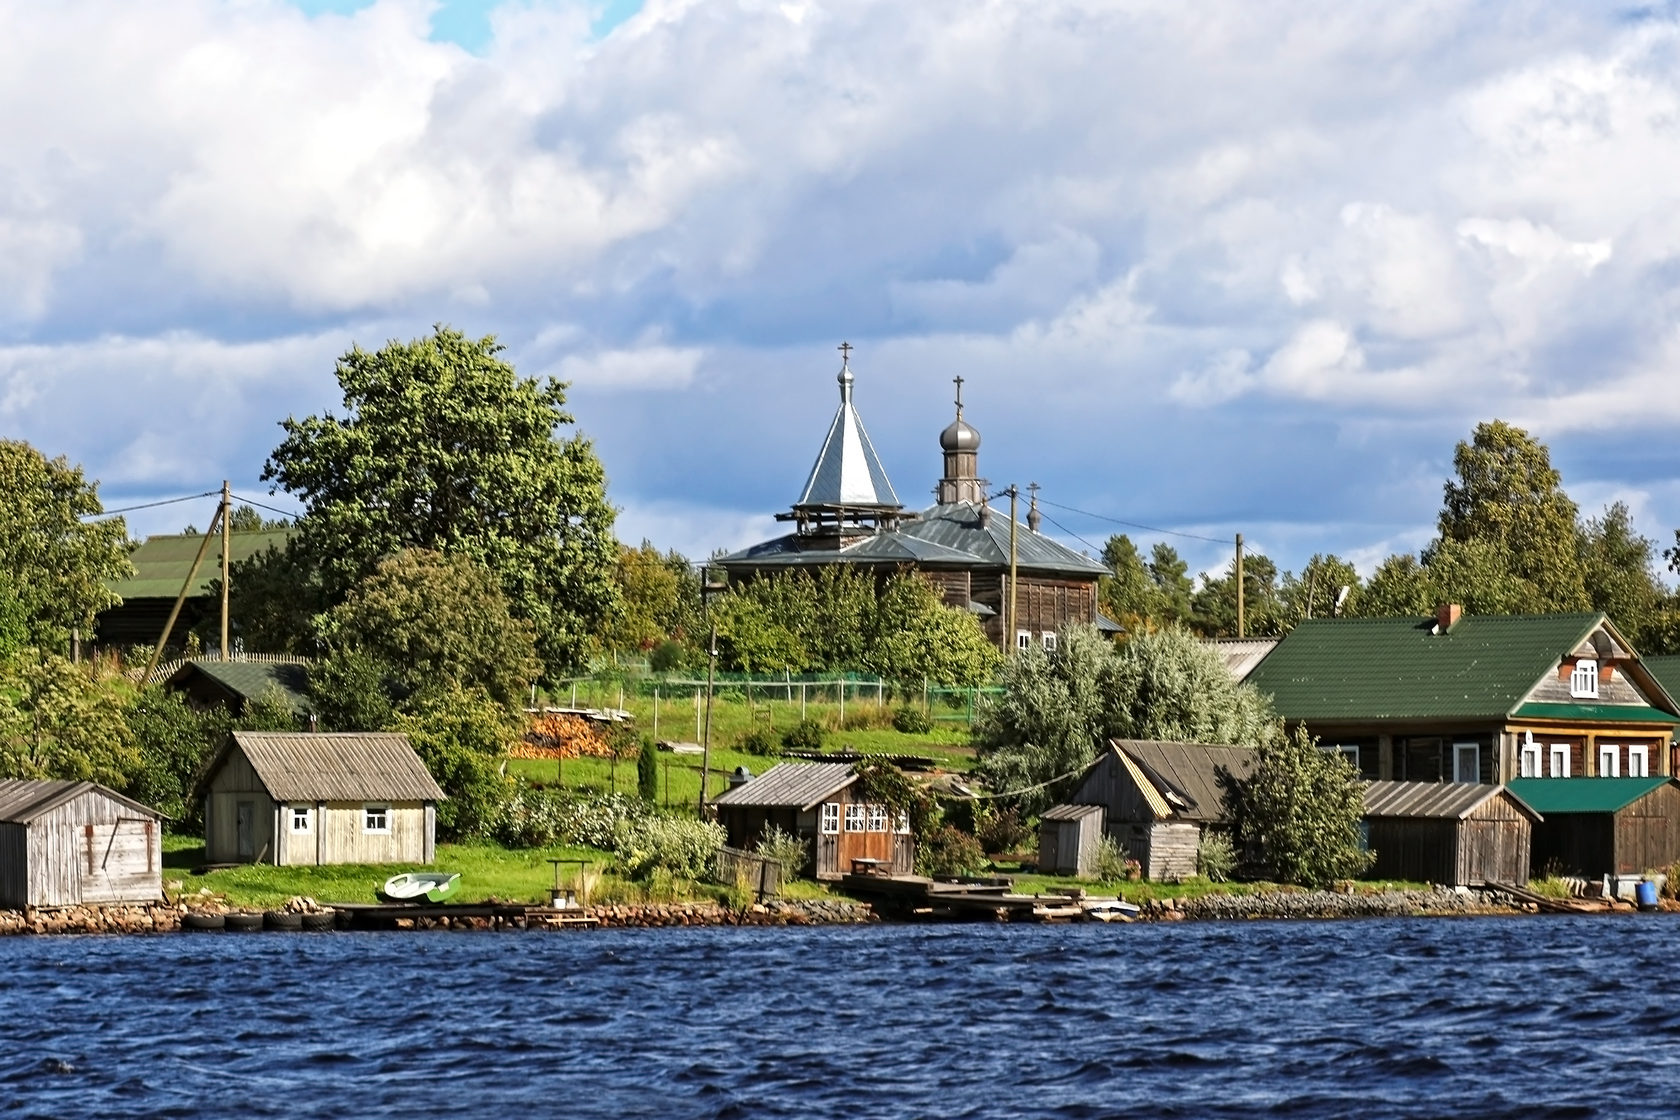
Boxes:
[5,0,1680,585]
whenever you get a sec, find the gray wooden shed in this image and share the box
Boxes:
[1363,781,1539,886]
[1054,740,1257,880]
[196,731,445,866]
[0,780,163,909]
[1037,803,1105,876]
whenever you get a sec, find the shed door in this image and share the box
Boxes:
[79,819,157,900]
[236,801,254,861]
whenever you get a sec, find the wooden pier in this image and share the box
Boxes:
[839,873,1137,923]
[331,902,600,930]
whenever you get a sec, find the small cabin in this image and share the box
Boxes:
[1037,803,1105,877]
[0,780,164,909]
[1362,781,1539,886]
[1052,740,1257,880]
[710,762,914,879]
[196,731,445,866]
[1507,777,1680,880]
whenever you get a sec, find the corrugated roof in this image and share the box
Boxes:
[1362,780,1539,822]
[793,366,901,511]
[1112,740,1257,823]
[109,530,294,601]
[1042,802,1104,821]
[1513,702,1678,726]
[166,659,312,714]
[1645,656,1680,707]
[216,732,445,802]
[1208,638,1280,681]
[709,762,856,810]
[0,779,163,824]
[1247,613,1625,722]
[1505,777,1671,814]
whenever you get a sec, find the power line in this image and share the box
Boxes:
[229,493,302,521]
[85,490,219,519]
[1034,497,1230,544]
[1035,509,1103,555]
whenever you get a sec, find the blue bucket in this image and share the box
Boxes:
[1636,880,1660,911]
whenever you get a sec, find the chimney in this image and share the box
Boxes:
[1436,603,1462,632]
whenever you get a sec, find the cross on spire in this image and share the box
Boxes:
[838,340,852,365]
[953,374,964,416]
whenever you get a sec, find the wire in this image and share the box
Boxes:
[1034,510,1103,555]
[229,493,302,521]
[85,490,219,519]
[1035,497,1231,544]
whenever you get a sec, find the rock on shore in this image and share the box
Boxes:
[1157,886,1516,921]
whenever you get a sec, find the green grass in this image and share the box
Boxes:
[994,862,1432,902]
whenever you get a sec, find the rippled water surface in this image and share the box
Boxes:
[4,916,1680,1117]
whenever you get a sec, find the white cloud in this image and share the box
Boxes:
[556,340,703,390]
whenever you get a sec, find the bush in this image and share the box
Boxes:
[891,707,933,734]
[1223,725,1375,887]
[916,825,986,878]
[496,790,648,849]
[974,807,1032,856]
[755,826,810,876]
[781,718,827,753]
[614,815,726,880]
[738,726,782,756]
[649,639,687,673]
[1196,830,1236,883]
[637,733,659,802]
[1092,835,1129,881]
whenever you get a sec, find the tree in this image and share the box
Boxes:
[308,648,395,731]
[1580,502,1666,647]
[219,540,323,654]
[317,549,541,713]
[1105,626,1282,746]
[262,326,620,675]
[1147,543,1195,624]
[1278,554,1362,626]
[228,505,291,532]
[392,686,517,840]
[637,733,659,802]
[864,573,1002,687]
[1099,534,1160,630]
[1222,725,1374,887]
[0,654,137,786]
[1421,537,1539,616]
[1351,554,1434,618]
[1192,553,1284,637]
[0,441,131,648]
[1438,419,1588,611]
[600,541,689,656]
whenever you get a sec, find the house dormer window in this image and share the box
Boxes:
[1570,659,1599,699]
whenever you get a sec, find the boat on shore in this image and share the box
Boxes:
[377,872,461,904]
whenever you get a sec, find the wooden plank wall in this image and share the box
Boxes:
[1144,822,1200,880]
[1614,784,1680,875]
[0,824,28,909]
[22,791,161,908]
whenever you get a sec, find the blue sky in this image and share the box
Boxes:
[4,0,1680,586]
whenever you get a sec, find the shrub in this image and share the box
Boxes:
[1223,724,1375,887]
[1196,830,1237,883]
[649,639,687,673]
[974,807,1032,856]
[496,790,648,850]
[916,825,986,878]
[781,718,827,753]
[614,815,726,880]
[637,733,659,802]
[891,707,933,734]
[1092,835,1129,881]
[755,825,809,876]
[738,726,782,756]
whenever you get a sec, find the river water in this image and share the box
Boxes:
[2,915,1678,1118]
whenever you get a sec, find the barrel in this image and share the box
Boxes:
[1636,880,1660,911]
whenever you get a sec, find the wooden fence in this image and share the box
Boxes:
[712,845,783,898]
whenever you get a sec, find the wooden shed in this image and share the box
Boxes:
[710,762,914,880]
[1362,781,1539,886]
[1055,740,1257,880]
[0,780,163,909]
[1037,803,1105,876]
[1507,777,1680,880]
[196,731,445,866]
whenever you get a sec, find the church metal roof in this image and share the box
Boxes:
[792,360,901,512]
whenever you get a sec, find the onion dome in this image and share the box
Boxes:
[940,415,981,452]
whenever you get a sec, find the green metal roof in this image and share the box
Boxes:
[1506,777,1671,814]
[1247,613,1611,722]
[1512,702,1679,726]
[109,530,293,601]
[1644,656,1680,708]
[166,659,312,714]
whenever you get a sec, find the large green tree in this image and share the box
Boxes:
[1147,543,1195,625]
[0,654,136,786]
[0,441,131,648]
[1222,725,1374,887]
[1099,534,1160,631]
[599,541,703,658]
[1580,502,1670,650]
[1192,552,1285,637]
[1278,554,1362,627]
[262,326,619,675]
[1437,419,1588,611]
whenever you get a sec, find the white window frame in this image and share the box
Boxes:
[1549,744,1570,778]
[1453,742,1480,784]
[866,805,888,833]
[1322,744,1360,771]
[1599,743,1620,778]
[1041,632,1058,653]
[1520,741,1543,778]
[894,813,911,835]
[819,802,840,835]
[1570,659,1600,699]
[1630,744,1650,778]
[844,803,866,833]
[363,804,390,834]
[289,805,311,834]
[1016,630,1032,652]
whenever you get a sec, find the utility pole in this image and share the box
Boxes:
[1007,484,1020,650]
[220,480,231,660]
[698,621,717,815]
[142,504,223,685]
[1235,533,1245,639]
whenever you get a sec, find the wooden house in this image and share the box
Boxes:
[0,780,163,909]
[1052,740,1257,880]
[1037,803,1105,876]
[1362,781,1539,887]
[709,762,914,880]
[196,731,445,866]
[97,528,294,652]
[1246,607,1680,784]
[165,657,311,721]
[715,356,1118,652]
[1506,777,1680,880]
